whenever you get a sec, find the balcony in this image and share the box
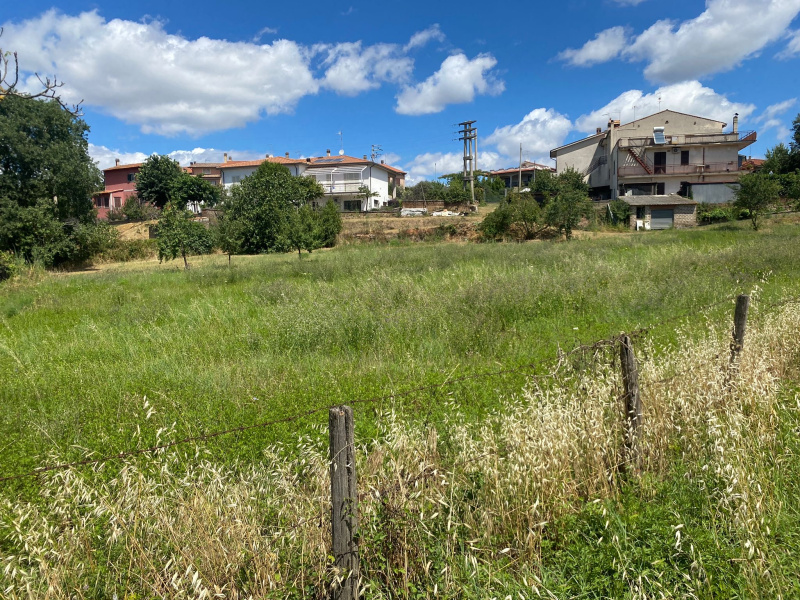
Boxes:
[619,130,756,149]
[618,162,744,177]
[318,181,366,195]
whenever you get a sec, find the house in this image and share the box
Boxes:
[185,162,223,187]
[550,110,757,228]
[487,161,555,189]
[92,160,141,219]
[219,150,407,212]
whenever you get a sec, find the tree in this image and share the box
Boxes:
[284,204,319,257]
[357,185,379,211]
[317,200,343,248]
[170,172,220,211]
[156,202,213,269]
[790,113,800,172]
[221,162,325,254]
[733,172,780,230]
[0,94,105,266]
[136,155,183,209]
[215,212,246,266]
[762,143,793,175]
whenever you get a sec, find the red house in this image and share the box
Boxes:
[93,160,142,219]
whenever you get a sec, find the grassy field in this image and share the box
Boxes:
[2,216,800,597]
[1,217,800,484]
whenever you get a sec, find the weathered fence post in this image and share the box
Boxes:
[729,294,750,365]
[619,335,643,473]
[329,405,359,600]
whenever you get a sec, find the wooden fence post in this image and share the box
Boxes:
[329,405,359,600]
[619,335,643,473]
[729,294,750,364]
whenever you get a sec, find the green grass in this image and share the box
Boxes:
[1,219,799,493]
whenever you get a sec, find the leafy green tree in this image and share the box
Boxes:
[156,202,213,269]
[284,204,319,257]
[477,202,513,240]
[214,212,246,266]
[0,95,108,266]
[608,199,631,225]
[170,172,220,210]
[530,169,559,200]
[221,162,324,254]
[545,188,592,240]
[734,172,781,230]
[509,191,546,239]
[136,155,183,209]
[762,143,793,175]
[317,200,343,248]
[357,185,379,211]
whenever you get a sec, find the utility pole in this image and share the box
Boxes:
[518,143,523,192]
[458,120,477,204]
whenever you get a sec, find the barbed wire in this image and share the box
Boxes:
[2,292,797,486]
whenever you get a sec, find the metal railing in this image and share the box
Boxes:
[619,130,756,149]
[318,182,365,194]
[618,162,743,177]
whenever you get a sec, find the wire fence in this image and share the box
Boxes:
[1,291,798,487]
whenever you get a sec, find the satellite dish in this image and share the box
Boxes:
[338,149,344,156]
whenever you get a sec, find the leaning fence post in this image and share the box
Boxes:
[619,335,643,473]
[729,294,750,365]
[329,405,359,600]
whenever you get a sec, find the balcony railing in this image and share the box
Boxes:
[318,181,365,194]
[618,162,743,177]
[619,130,756,148]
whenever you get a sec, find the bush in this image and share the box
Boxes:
[0,250,18,282]
[478,203,513,240]
[123,197,160,222]
[607,199,631,225]
[97,239,158,262]
[697,203,733,224]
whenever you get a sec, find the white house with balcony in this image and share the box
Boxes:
[550,110,757,205]
[219,151,406,212]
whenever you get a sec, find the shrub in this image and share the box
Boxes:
[697,203,732,224]
[608,199,631,225]
[0,250,18,282]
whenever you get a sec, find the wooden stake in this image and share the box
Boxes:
[730,294,750,364]
[619,335,643,472]
[329,405,359,600]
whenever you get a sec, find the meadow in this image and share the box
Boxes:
[1,218,800,597]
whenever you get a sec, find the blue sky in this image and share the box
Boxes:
[3,0,800,181]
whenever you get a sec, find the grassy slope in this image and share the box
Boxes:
[1,219,799,485]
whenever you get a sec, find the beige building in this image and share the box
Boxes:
[550,110,757,228]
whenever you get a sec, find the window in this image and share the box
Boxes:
[343,200,361,211]
[113,196,122,208]
[656,182,665,195]
[654,152,666,174]
[636,206,645,219]
[127,173,136,182]
[231,175,241,183]
[203,168,211,174]
[681,151,690,166]
[343,172,361,181]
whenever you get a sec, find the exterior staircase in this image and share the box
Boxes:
[627,148,652,174]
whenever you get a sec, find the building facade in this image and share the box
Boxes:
[550,110,757,212]
[92,160,141,219]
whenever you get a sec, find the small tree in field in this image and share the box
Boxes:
[156,202,213,269]
[136,155,183,209]
[734,172,780,230]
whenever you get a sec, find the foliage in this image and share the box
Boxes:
[170,172,220,210]
[156,202,213,269]
[401,179,471,206]
[316,199,343,248]
[96,238,157,263]
[477,201,513,240]
[220,162,324,255]
[763,143,793,175]
[357,185,379,211]
[774,171,800,203]
[284,204,320,257]
[214,212,246,263]
[697,202,733,224]
[135,155,183,209]
[121,196,160,222]
[0,250,18,282]
[0,95,104,265]
[607,198,631,225]
[734,171,781,230]
[545,188,592,240]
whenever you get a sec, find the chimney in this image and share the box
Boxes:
[223,152,228,163]
[306,157,311,163]
[266,153,273,158]
[285,152,290,158]
[115,158,120,166]
[381,159,385,164]
[363,155,368,160]
[326,149,331,157]
[733,113,739,134]
[596,127,602,134]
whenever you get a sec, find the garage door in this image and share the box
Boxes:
[650,208,674,229]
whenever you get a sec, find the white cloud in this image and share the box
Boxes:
[777,29,800,58]
[485,108,573,157]
[382,152,402,166]
[252,26,278,42]
[404,24,446,51]
[755,98,797,139]
[395,53,504,115]
[1,11,476,135]
[559,0,800,82]
[558,27,628,66]
[320,42,413,96]
[88,144,263,170]
[613,0,648,4]
[401,151,505,184]
[573,81,756,133]
[2,10,319,136]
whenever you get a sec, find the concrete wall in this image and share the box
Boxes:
[692,183,739,204]
[619,111,726,136]
[554,136,602,175]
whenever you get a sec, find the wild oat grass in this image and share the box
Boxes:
[2,297,798,598]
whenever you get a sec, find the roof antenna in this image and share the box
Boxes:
[338,131,344,155]
[658,95,662,111]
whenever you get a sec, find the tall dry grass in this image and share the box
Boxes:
[2,297,799,598]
